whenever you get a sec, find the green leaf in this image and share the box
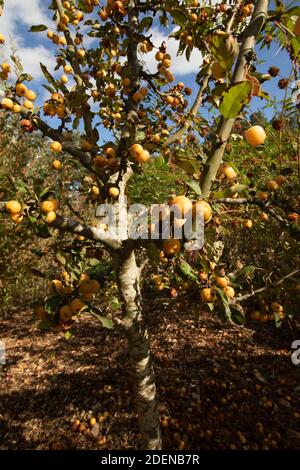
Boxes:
[176,156,199,175]
[171,9,186,27]
[40,63,58,90]
[176,259,198,281]
[45,295,62,314]
[211,33,238,70]
[39,186,52,199]
[139,16,153,32]
[186,180,202,195]
[56,251,67,266]
[64,330,74,340]
[30,25,47,32]
[220,82,252,119]
[17,73,33,83]
[230,305,245,325]
[215,287,232,320]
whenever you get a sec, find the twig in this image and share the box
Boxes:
[236,269,300,301]
[164,64,212,147]
[213,197,289,228]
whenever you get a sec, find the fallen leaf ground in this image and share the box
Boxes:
[0,294,300,450]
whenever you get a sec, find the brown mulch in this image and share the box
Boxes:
[0,294,300,450]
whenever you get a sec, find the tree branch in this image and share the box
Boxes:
[49,214,122,250]
[225,0,243,34]
[54,0,94,139]
[164,64,212,147]
[200,0,269,198]
[213,197,289,228]
[31,115,98,176]
[236,268,300,301]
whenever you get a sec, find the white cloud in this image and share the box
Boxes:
[0,0,56,80]
[139,27,203,76]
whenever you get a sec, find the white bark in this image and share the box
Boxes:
[114,247,162,450]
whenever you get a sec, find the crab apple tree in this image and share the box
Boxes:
[0,0,300,450]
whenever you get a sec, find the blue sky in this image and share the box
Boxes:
[0,0,296,140]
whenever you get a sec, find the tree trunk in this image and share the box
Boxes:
[114,246,162,450]
[200,0,269,197]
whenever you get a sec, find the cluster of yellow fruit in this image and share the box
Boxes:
[41,199,59,224]
[159,196,213,257]
[1,81,36,113]
[99,0,128,20]
[5,200,23,224]
[44,92,66,119]
[35,273,101,323]
[130,143,150,163]
[250,302,285,323]
[47,30,67,46]
[200,273,235,303]
[56,273,101,321]
[155,50,174,83]
[265,174,286,192]
[139,39,153,54]
[151,274,168,292]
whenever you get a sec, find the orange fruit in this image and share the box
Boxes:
[23,100,34,110]
[244,126,266,147]
[41,200,56,213]
[70,298,86,314]
[79,273,90,283]
[135,150,150,163]
[193,200,212,223]
[45,211,57,224]
[108,187,119,198]
[130,143,144,156]
[16,83,27,96]
[59,305,73,321]
[6,200,21,214]
[223,286,235,298]
[1,97,13,109]
[169,195,192,217]
[52,159,63,170]
[243,219,252,229]
[223,165,237,180]
[215,276,229,288]
[89,279,100,294]
[259,212,268,221]
[51,279,63,293]
[25,89,37,101]
[201,287,214,303]
[258,191,268,201]
[10,213,23,223]
[275,175,286,186]
[12,104,21,113]
[267,180,279,191]
[163,238,181,256]
[51,141,62,153]
[64,64,73,74]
